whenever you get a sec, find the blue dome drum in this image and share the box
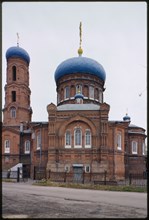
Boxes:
[54,56,106,82]
[123,113,131,121]
[74,93,84,99]
[6,46,30,64]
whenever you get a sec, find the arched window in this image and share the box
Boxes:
[84,85,89,98]
[132,141,138,154]
[4,140,10,153]
[85,129,91,148]
[57,93,60,104]
[64,86,70,99]
[37,132,41,150]
[99,90,103,103]
[12,66,16,81]
[95,88,99,100]
[117,133,122,150]
[142,142,145,155]
[61,88,64,101]
[65,130,71,148]
[25,140,30,153]
[74,128,82,148]
[10,107,16,118]
[70,85,75,97]
[89,86,94,99]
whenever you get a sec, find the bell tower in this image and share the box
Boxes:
[3,40,32,126]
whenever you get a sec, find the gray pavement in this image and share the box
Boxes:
[2,181,148,218]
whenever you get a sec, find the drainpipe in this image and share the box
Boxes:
[39,123,42,171]
[19,122,24,163]
[112,125,116,180]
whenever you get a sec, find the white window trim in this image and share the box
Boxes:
[37,133,41,150]
[65,145,71,149]
[85,129,91,148]
[132,141,138,154]
[74,128,82,148]
[65,165,70,173]
[117,133,122,150]
[10,107,16,118]
[25,140,30,154]
[85,165,90,173]
[89,86,94,99]
[99,90,102,103]
[142,142,145,155]
[74,145,82,148]
[85,145,91,148]
[4,140,10,153]
[65,130,71,148]
[64,86,70,100]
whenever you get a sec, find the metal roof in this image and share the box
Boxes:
[57,103,100,111]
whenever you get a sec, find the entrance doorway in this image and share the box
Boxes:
[73,165,83,183]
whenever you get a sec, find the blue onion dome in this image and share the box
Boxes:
[54,56,106,82]
[6,46,30,64]
[123,113,131,121]
[74,93,84,99]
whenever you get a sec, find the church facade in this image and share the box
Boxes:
[2,36,147,182]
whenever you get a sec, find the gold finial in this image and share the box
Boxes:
[17,32,19,47]
[78,22,83,56]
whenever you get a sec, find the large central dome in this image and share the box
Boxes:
[54,56,106,82]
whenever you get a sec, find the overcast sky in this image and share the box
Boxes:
[2,2,147,131]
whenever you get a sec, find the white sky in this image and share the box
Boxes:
[2,2,147,132]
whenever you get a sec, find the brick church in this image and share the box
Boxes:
[2,26,147,182]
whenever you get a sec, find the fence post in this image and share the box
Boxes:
[90,171,92,182]
[104,170,107,185]
[17,167,20,182]
[64,171,66,183]
[33,166,36,180]
[82,171,85,184]
[49,169,51,179]
[7,170,10,179]
[129,173,132,185]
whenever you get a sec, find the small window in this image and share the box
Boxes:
[99,90,103,103]
[89,86,94,99]
[74,128,82,148]
[4,140,10,153]
[37,133,41,150]
[117,133,122,150]
[142,142,145,155]
[64,86,70,99]
[25,140,30,154]
[12,66,16,81]
[95,88,99,100]
[132,141,138,154]
[57,93,60,104]
[85,165,90,173]
[65,130,71,148]
[85,129,91,148]
[10,107,16,118]
[65,165,70,173]
[12,91,16,102]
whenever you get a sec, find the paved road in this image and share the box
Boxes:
[2,182,147,218]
